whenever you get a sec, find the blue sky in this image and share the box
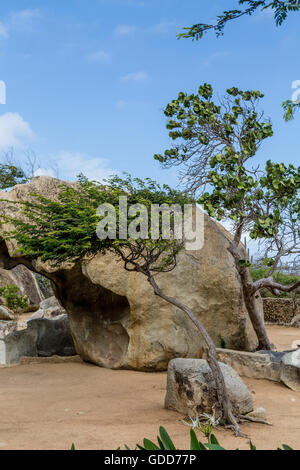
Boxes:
[0,0,299,185]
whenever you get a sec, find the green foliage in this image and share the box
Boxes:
[155,83,299,239]
[178,2,300,121]
[283,100,300,121]
[251,267,300,285]
[137,427,223,451]
[0,164,28,190]
[2,174,193,273]
[0,284,29,312]
[120,426,294,451]
[251,267,300,297]
[178,1,300,41]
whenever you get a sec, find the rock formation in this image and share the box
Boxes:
[0,315,75,365]
[0,176,261,370]
[0,264,43,307]
[165,358,253,418]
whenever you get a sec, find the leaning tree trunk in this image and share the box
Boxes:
[228,243,272,351]
[147,275,240,436]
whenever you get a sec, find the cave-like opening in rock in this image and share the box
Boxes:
[0,240,131,368]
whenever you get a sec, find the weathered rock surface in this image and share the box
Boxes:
[213,347,300,391]
[28,296,66,321]
[27,315,76,357]
[0,176,261,370]
[165,358,253,418]
[0,265,43,307]
[280,350,300,392]
[0,306,14,321]
[205,348,281,382]
[0,328,37,365]
[0,315,76,365]
[0,320,17,339]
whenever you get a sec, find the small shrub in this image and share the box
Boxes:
[0,284,29,313]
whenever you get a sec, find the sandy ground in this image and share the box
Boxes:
[0,325,299,450]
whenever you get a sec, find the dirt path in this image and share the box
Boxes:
[0,326,299,450]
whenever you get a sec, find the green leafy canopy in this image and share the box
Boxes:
[178,1,300,41]
[2,174,193,273]
[154,83,300,243]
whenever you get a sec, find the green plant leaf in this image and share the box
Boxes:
[143,439,160,450]
[190,429,202,450]
[159,426,177,450]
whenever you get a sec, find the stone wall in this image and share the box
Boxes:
[263,298,300,324]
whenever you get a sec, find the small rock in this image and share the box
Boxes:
[280,350,300,392]
[246,407,267,421]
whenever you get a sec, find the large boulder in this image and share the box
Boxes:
[0,327,37,365]
[27,315,76,357]
[0,176,261,370]
[0,264,43,307]
[0,315,76,365]
[165,358,253,418]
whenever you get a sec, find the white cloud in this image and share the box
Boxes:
[114,21,177,37]
[121,71,148,82]
[116,100,126,109]
[11,8,42,22]
[34,167,55,178]
[151,21,177,34]
[0,113,34,150]
[0,8,42,38]
[0,22,8,38]
[114,24,136,36]
[9,8,42,32]
[87,50,111,63]
[35,152,116,182]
